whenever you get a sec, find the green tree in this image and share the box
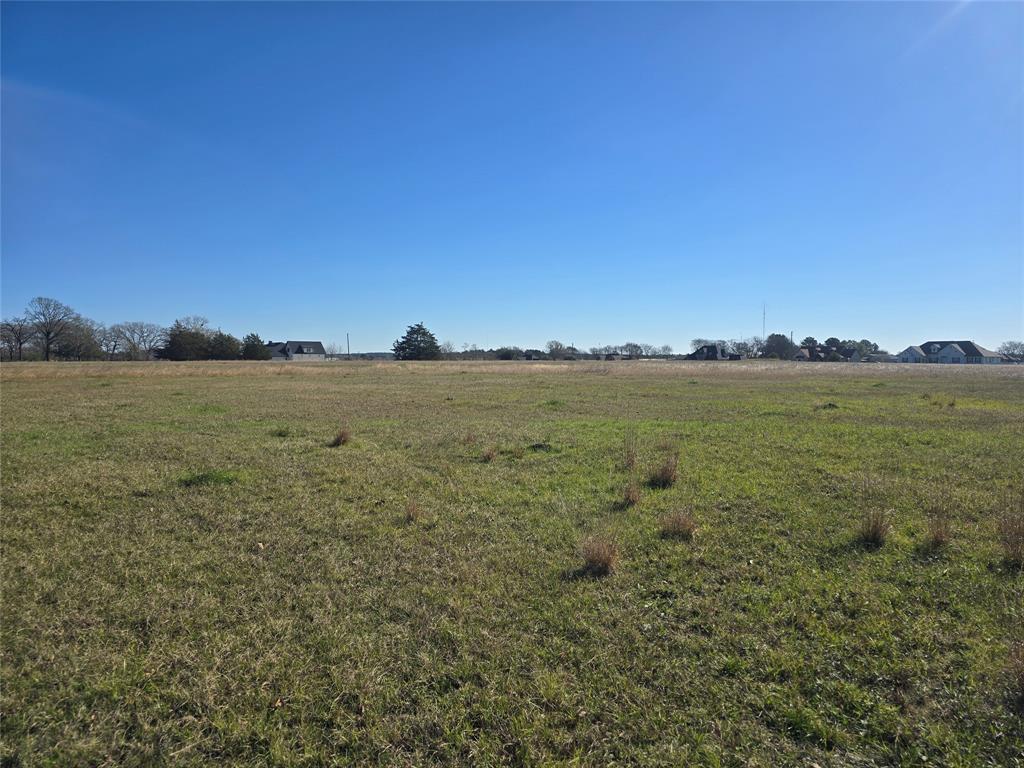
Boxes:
[242,333,272,360]
[158,320,211,360]
[800,336,818,349]
[207,331,242,360]
[762,333,798,360]
[392,322,442,360]
[824,337,842,349]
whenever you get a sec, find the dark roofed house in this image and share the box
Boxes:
[687,344,741,361]
[265,340,327,361]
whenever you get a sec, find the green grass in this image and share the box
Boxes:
[2,360,1023,766]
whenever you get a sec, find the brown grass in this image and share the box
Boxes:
[660,510,697,541]
[621,479,641,508]
[329,426,351,447]
[404,499,422,525]
[481,445,498,463]
[579,535,619,576]
[997,495,1024,567]
[858,508,892,546]
[924,506,953,550]
[648,450,679,489]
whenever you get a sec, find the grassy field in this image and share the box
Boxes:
[2,360,1022,766]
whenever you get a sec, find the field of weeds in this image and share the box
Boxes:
[2,360,1022,765]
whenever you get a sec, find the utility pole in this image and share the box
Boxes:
[346,333,350,360]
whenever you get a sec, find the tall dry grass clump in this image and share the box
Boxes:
[481,445,498,463]
[660,509,697,541]
[925,511,953,550]
[404,499,422,525]
[649,450,679,489]
[579,535,619,576]
[858,508,892,546]
[997,493,1024,567]
[329,426,351,447]
[621,479,641,508]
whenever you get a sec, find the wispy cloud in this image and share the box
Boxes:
[904,0,973,58]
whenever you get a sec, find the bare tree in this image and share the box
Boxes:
[1,316,36,361]
[117,321,166,360]
[440,340,455,360]
[56,316,103,360]
[546,340,568,359]
[26,297,77,361]
[998,340,1024,357]
[658,344,673,356]
[98,324,123,360]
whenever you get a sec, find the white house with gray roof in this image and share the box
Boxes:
[897,340,1004,364]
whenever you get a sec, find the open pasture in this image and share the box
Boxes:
[2,361,1022,766]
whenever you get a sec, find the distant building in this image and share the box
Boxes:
[265,340,327,361]
[686,344,744,361]
[794,345,859,362]
[896,341,1005,364]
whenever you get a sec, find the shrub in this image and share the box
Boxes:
[649,451,679,489]
[329,426,351,447]
[622,479,641,508]
[481,445,498,463]
[997,498,1024,567]
[660,510,697,540]
[579,535,619,576]
[858,508,891,546]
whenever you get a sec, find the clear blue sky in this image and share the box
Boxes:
[2,1,1021,353]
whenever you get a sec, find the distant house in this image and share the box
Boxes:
[896,345,927,364]
[687,344,729,361]
[265,340,327,361]
[794,345,858,362]
[897,340,1004,365]
[685,344,744,361]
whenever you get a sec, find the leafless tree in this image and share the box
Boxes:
[26,297,77,361]
[546,340,568,359]
[998,340,1024,357]
[99,324,123,360]
[440,340,455,360]
[117,321,166,360]
[1,316,36,360]
[56,316,103,360]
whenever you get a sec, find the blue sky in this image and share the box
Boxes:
[2,1,1021,353]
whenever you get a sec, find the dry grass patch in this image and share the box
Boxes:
[579,535,619,576]
[858,508,892,546]
[660,509,697,541]
[481,445,498,463]
[924,505,953,550]
[648,450,679,489]
[404,499,423,525]
[329,426,351,447]
[621,479,641,508]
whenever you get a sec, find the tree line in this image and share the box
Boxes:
[0,297,272,362]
